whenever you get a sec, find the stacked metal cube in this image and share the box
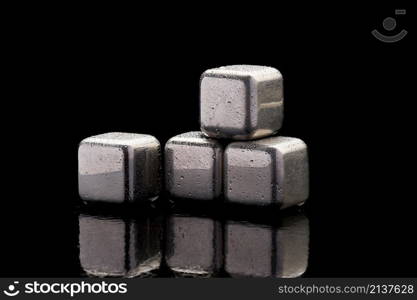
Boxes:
[77,65,310,278]
[78,132,162,203]
[165,65,309,208]
[78,65,309,209]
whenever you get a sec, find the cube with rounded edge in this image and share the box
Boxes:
[78,132,161,203]
[200,65,283,140]
[224,136,309,208]
[165,132,223,200]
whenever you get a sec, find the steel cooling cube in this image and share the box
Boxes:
[224,136,309,208]
[165,213,222,276]
[78,132,161,203]
[200,65,283,140]
[224,213,309,278]
[165,132,223,200]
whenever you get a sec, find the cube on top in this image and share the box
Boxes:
[78,132,161,203]
[200,65,283,140]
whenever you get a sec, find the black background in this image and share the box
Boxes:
[1,3,415,277]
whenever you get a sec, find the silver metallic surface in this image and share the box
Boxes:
[165,132,223,200]
[224,136,309,208]
[79,213,163,277]
[165,214,222,277]
[78,132,161,203]
[225,213,309,278]
[200,65,283,140]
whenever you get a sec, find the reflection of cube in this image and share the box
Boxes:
[165,214,222,276]
[224,213,309,278]
[79,213,162,277]
[78,132,161,203]
[200,65,283,140]
[225,136,309,208]
[165,132,223,200]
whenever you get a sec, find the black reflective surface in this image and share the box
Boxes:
[77,198,309,278]
[79,207,163,277]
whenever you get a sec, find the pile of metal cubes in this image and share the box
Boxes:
[79,65,309,208]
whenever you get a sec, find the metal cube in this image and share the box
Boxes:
[200,65,283,140]
[79,213,163,277]
[78,132,161,203]
[224,136,309,208]
[224,213,309,278]
[165,214,222,276]
[165,132,223,200]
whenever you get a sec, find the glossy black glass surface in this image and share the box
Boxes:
[77,198,309,278]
